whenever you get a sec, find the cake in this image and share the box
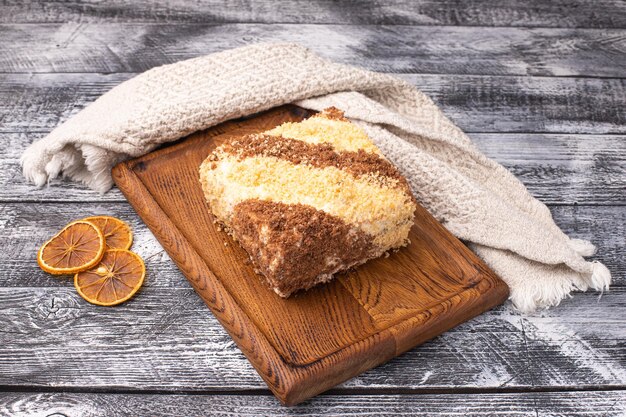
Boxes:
[199,107,416,297]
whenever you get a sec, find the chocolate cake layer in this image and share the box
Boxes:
[214,133,412,193]
[231,199,375,297]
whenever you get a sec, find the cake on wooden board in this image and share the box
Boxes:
[199,107,417,297]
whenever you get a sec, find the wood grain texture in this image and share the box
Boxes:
[110,105,508,404]
[0,24,624,77]
[1,391,625,416]
[0,287,623,391]
[2,0,625,28]
[3,74,624,136]
[471,133,626,204]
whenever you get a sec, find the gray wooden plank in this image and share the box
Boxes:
[0,285,623,391]
[1,203,623,289]
[4,132,625,204]
[470,133,626,204]
[402,74,626,134]
[2,73,624,136]
[1,391,625,417]
[0,24,625,77]
[1,73,134,134]
[2,0,625,28]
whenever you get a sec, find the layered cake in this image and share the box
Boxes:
[199,107,416,297]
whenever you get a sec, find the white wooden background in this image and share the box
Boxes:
[0,1,625,416]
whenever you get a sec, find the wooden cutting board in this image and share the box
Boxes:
[112,105,509,405]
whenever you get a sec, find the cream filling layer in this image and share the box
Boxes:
[200,154,415,249]
[265,117,382,156]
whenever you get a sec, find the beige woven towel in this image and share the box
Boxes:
[21,43,611,312]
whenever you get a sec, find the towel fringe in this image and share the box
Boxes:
[590,261,611,292]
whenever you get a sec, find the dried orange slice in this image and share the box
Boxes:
[74,249,145,306]
[83,216,133,250]
[37,220,105,275]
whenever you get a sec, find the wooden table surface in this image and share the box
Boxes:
[0,1,624,416]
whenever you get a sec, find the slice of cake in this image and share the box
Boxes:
[199,107,416,297]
